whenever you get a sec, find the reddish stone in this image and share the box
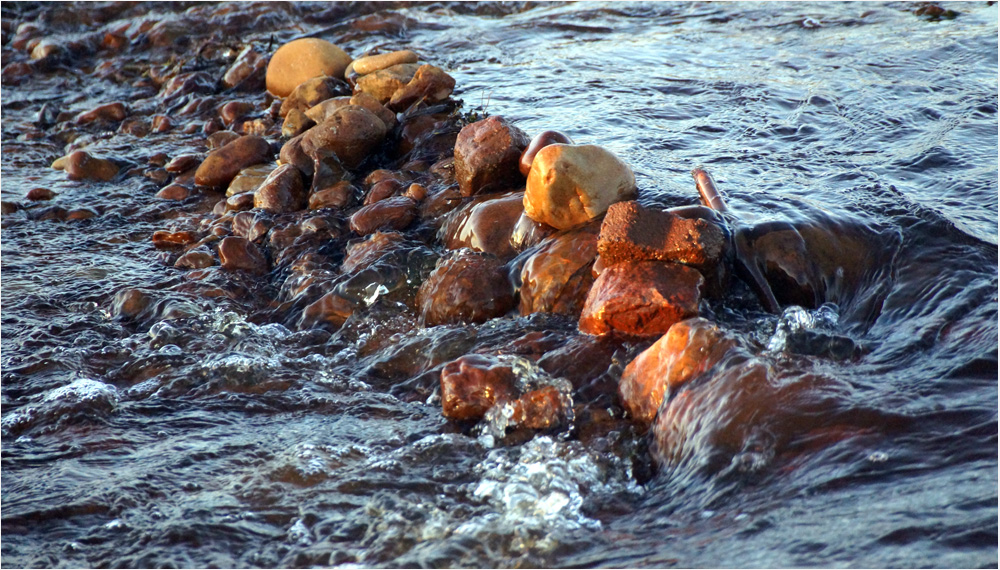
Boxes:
[26,187,55,201]
[341,231,408,273]
[508,386,567,430]
[440,190,524,261]
[281,108,315,139]
[220,101,255,126]
[65,151,118,182]
[578,260,703,337]
[440,354,518,421]
[510,211,558,253]
[453,116,529,197]
[364,178,404,205]
[194,135,270,189]
[66,208,97,220]
[416,250,516,326]
[75,102,127,125]
[152,230,197,248]
[226,192,255,212]
[254,163,305,213]
[175,249,215,269]
[279,75,350,117]
[405,183,428,201]
[598,201,726,270]
[151,115,173,133]
[206,130,241,150]
[419,184,464,221]
[348,195,417,235]
[156,184,190,200]
[222,45,266,89]
[300,291,356,328]
[231,211,273,242]
[388,64,456,112]
[218,236,268,274]
[519,130,573,176]
[309,181,357,210]
[619,318,738,427]
[518,220,600,317]
[301,105,387,170]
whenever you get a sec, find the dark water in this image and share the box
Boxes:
[2,2,997,568]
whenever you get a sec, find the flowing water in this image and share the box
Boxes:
[2,2,997,568]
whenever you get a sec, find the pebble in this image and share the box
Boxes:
[254,163,305,213]
[223,45,267,90]
[226,163,277,197]
[152,230,198,249]
[510,211,557,253]
[303,96,352,124]
[194,135,271,189]
[218,236,268,274]
[155,184,190,201]
[279,75,351,117]
[348,195,418,235]
[165,154,201,173]
[415,249,516,326]
[354,63,421,104]
[26,187,55,201]
[226,192,256,212]
[75,101,128,125]
[519,130,573,176]
[350,92,397,130]
[352,50,419,76]
[388,64,456,112]
[174,249,215,269]
[440,354,517,421]
[206,131,241,150]
[64,150,119,181]
[300,291,356,328]
[266,38,352,97]
[341,231,408,273]
[301,105,387,169]
[453,116,530,197]
[219,101,255,126]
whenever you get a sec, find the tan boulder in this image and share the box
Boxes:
[352,50,419,75]
[266,38,352,97]
[279,75,350,117]
[353,63,420,104]
[524,144,637,230]
[388,64,456,112]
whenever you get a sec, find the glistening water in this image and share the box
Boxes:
[2,2,997,568]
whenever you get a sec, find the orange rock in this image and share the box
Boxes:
[65,150,119,182]
[578,260,703,337]
[279,75,350,117]
[440,354,518,421]
[26,187,55,201]
[218,236,268,274]
[76,101,127,125]
[517,220,600,317]
[354,63,420,103]
[453,116,529,197]
[300,290,356,328]
[348,196,417,235]
[518,130,572,176]
[598,201,726,270]
[619,318,738,427]
[439,190,525,261]
[266,38,352,97]
[194,135,270,189]
[301,105,387,170]
[152,230,197,248]
[508,385,568,430]
[341,231,408,273]
[253,164,305,213]
[155,184,190,201]
[309,180,357,210]
[416,250,515,326]
[388,64,456,112]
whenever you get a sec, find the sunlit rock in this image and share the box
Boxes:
[440,354,518,421]
[218,236,268,274]
[279,75,350,117]
[518,130,572,176]
[517,220,600,317]
[348,196,418,235]
[254,164,305,213]
[194,135,270,189]
[416,249,516,326]
[352,49,419,75]
[388,64,456,112]
[439,190,525,261]
[454,116,529,197]
[598,200,726,271]
[301,105,387,169]
[266,38,352,97]
[354,62,421,103]
[64,150,119,182]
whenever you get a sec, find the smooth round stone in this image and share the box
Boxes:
[65,150,119,181]
[26,187,55,201]
[301,105,387,170]
[226,163,277,197]
[253,163,305,213]
[524,144,637,230]
[352,49,419,75]
[156,184,190,200]
[266,38,352,97]
[439,190,524,261]
[517,220,600,317]
[519,130,572,176]
[218,236,268,274]
[194,135,271,189]
[415,250,516,327]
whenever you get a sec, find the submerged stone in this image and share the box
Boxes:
[416,249,515,326]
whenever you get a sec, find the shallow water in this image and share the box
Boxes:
[2,2,997,568]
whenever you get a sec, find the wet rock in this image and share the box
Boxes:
[440,354,518,421]
[348,196,418,235]
[241,117,275,137]
[1,201,21,215]
[165,154,201,174]
[405,183,428,201]
[279,134,313,177]
[519,130,573,176]
[309,180,357,210]
[226,192,256,212]
[416,249,516,326]
[65,150,118,181]
[280,75,351,117]
[354,62,421,104]
[350,91,397,130]
[223,45,267,90]
[194,135,270,189]
[300,291,356,328]
[619,317,738,427]
[579,260,703,337]
[156,184,190,200]
[304,96,352,124]
[174,249,215,269]
[517,220,600,316]
[220,101,255,126]
[254,163,305,213]
[218,236,268,274]
[151,115,173,133]
[67,208,97,221]
[598,201,726,271]
[364,178,405,205]
[507,386,567,430]
[310,151,350,191]
[388,64,456,112]
[26,187,55,201]
[420,183,464,221]
[440,190,525,261]
[231,211,274,242]
[227,163,277,197]
[454,116,529,197]
[301,105,387,169]
[31,205,68,221]
[524,144,637,230]
[510,211,558,253]
[281,109,315,138]
[152,230,198,248]
[353,50,419,75]
[75,101,127,125]
[266,38,352,97]
[206,130,241,150]
[143,167,170,185]
[341,231,408,273]
[112,288,152,320]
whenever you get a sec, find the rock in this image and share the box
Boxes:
[309,180,357,210]
[348,195,417,235]
[454,116,529,197]
[2,201,21,215]
[26,187,55,201]
[226,192,256,212]
[388,64,456,112]
[353,50,419,75]
[598,201,726,270]
[519,130,572,176]
[416,249,516,326]
[440,354,518,421]
[266,38,352,97]
[174,249,215,269]
[281,108,315,138]
[223,45,267,90]
[66,208,97,221]
[219,101,255,126]
[231,211,273,242]
[253,163,305,213]
[405,183,428,201]
[440,190,525,261]
[364,178,404,205]
[507,386,568,430]
[65,150,118,181]
[304,96,352,124]
[350,91,397,130]
[165,154,201,173]
[194,135,271,189]
[354,63,421,104]
[619,318,738,427]
[510,211,557,253]
[206,130,241,150]
[310,151,350,194]
[75,101,127,125]
[227,163,277,197]
[300,291,356,328]
[339,231,405,274]
[279,134,313,178]
[156,184,190,200]
[152,230,198,248]
[218,236,268,274]
[579,260,703,337]
[301,105,387,169]
[517,220,600,317]
[151,115,173,133]
[280,75,351,117]
[524,144,637,230]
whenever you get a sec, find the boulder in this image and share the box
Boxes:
[524,144,636,230]
[598,200,726,270]
[348,195,418,235]
[517,220,600,317]
[388,64,456,112]
[279,75,350,117]
[194,135,270,189]
[439,190,525,261]
[301,105,387,169]
[453,116,529,197]
[266,38,352,97]
[578,260,702,337]
[416,249,516,326]
[218,236,268,274]
[254,163,305,213]
[352,50,419,75]
[353,63,421,103]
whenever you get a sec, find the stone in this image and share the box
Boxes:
[218,236,268,274]
[304,96,352,124]
[223,45,266,89]
[598,201,726,270]
[206,130,241,150]
[350,91,397,130]
[280,75,351,117]
[253,163,305,213]
[175,249,215,269]
[66,208,97,220]
[64,151,118,181]
[165,154,201,173]
[517,220,600,317]
[341,231,408,274]
[364,178,404,205]
[151,115,173,133]
[454,116,529,197]
[579,260,703,337]
[354,63,421,104]
[26,187,55,201]
[440,354,518,421]
[301,105,387,169]
[226,163,277,197]
[507,386,567,430]
[519,130,573,176]
[156,184,190,200]
[352,50,419,75]
[300,291,356,328]
[2,201,21,215]
[281,109,315,138]
[388,64,456,112]
[416,249,516,326]
[405,183,428,201]
[348,195,417,235]
[219,101,255,126]
[524,144,637,230]
[194,135,270,189]
[510,211,557,253]
[279,134,313,178]
[266,38,352,97]
[226,192,256,212]
[152,230,198,248]
[75,101,127,125]
[619,318,738,427]
[231,211,273,242]
[309,180,357,210]
[439,190,525,261]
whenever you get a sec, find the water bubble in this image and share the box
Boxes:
[867,451,889,463]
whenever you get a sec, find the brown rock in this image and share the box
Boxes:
[218,236,268,274]
[300,291,356,328]
[253,163,305,213]
[266,38,352,97]
[76,102,127,125]
[341,231,408,273]
[279,133,313,177]
[519,130,573,176]
[194,135,271,189]
[309,180,357,210]
[26,187,55,201]
[310,151,350,194]
[67,208,97,220]
[388,64,456,112]
[598,201,726,270]
[280,75,351,117]
[619,318,738,427]
[508,386,568,430]
[510,211,558,253]
[281,108,315,138]
[227,163,277,197]
[174,249,215,269]
[420,183,464,221]
[156,184,190,200]
[405,183,428,201]
[206,130,241,150]
[348,91,396,130]
[440,354,518,421]
[440,190,525,261]
[226,192,256,212]
[363,178,404,205]
[304,96,352,124]
[2,201,21,215]
[151,115,173,133]
[231,211,273,242]
[301,105,387,169]
[219,101,255,126]
[579,260,703,337]
[524,144,637,230]
[416,250,516,326]
[65,151,118,182]
[165,154,201,173]
[454,116,529,197]
[223,45,266,89]
[152,230,198,248]
[352,49,419,75]
[354,63,421,104]
[518,220,600,316]
[348,195,417,235]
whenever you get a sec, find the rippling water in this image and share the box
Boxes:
[2,2,997,568]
